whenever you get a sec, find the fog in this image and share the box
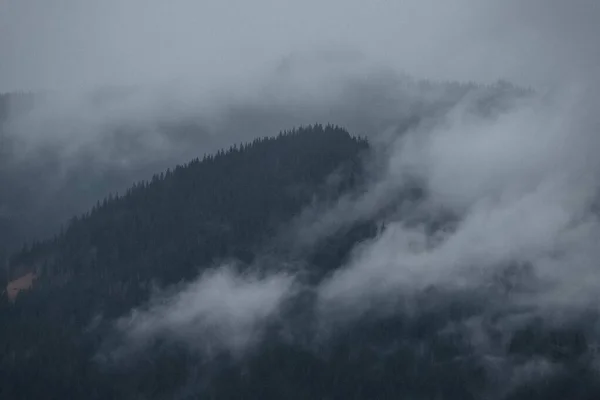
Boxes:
[103,0,600,367]
[310,0,600,348]
[114,265,296,359]
[318,91,600,315]
[4,0,600,390]
[0,60,519,260]
[3,0,589,253]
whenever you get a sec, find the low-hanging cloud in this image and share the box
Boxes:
[317,87,600,316]
[3,0,572,262]
[114,264,296,358]
[1,57,508,260]
[307,0,600,325]
[101,0,600,364]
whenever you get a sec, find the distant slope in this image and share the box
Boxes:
[0,124,373,399]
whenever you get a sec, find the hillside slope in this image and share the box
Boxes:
[2,122,597,400]
[0,124,374,399]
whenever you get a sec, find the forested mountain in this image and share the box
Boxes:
[2,123,598,400]
[0,78,531,267]
[0,124,378,399]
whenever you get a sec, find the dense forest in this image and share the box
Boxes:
[1,124,378,398]
[1,122,599,399]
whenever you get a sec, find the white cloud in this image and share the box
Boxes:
[317,86,600,322]
[116,264,296,357]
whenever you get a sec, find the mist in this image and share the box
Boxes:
[0,59,520,263]
[113,264,296,358]
[4,0,600,395]
[107,0,600,378]
[1,0,567,255]
[318,91,600,314]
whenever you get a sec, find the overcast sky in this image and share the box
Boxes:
[2,0,597,92]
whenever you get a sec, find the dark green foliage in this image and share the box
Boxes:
[0,124,375,399]
[1,122,598,399]
[14,124,367,279]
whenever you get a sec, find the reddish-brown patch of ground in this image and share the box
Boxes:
[6,272,36,302]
